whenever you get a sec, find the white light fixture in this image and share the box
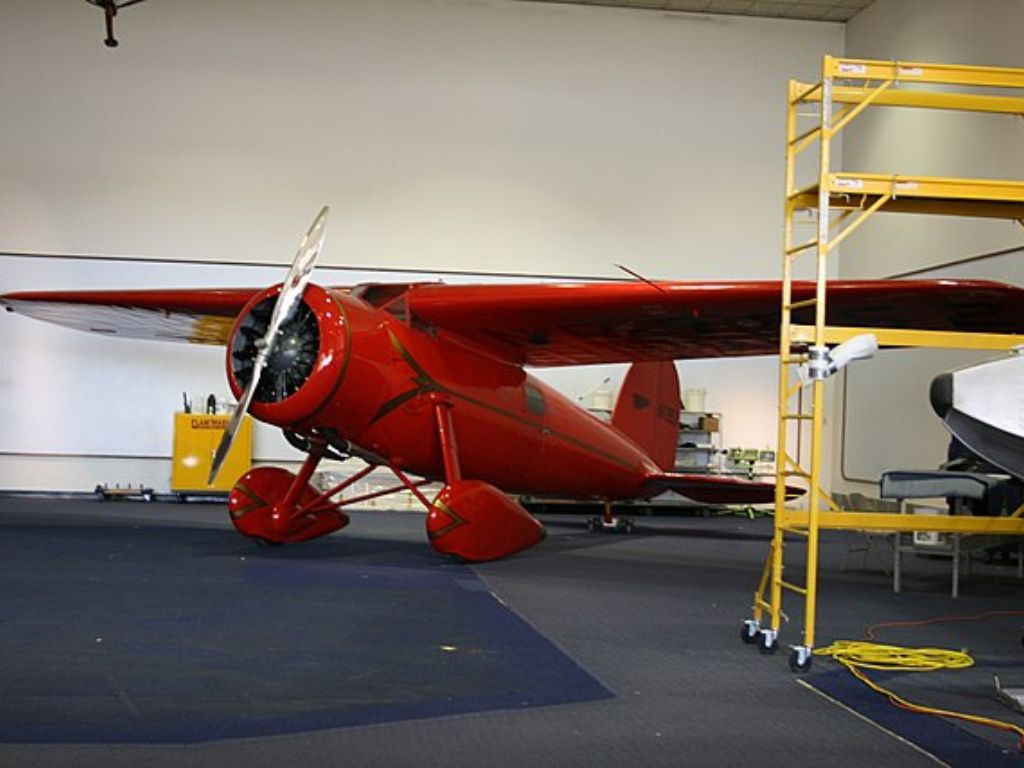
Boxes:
[805,333,878,381]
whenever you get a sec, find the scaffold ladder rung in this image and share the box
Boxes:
[791,80,822,104]
[785,298,817,311]
[788,124,821,148]
[781,580,808,596]
[785,238,819,256]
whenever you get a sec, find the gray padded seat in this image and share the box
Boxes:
[879,470,1003,502]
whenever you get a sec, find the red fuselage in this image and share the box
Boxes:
[233,284,660,501]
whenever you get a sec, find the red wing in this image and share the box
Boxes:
[5,279,1023,357]
[408,279,1024,366]
[0,288,263,345]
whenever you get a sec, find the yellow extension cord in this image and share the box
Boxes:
[816,640,974,672]
[814,640,1024,751]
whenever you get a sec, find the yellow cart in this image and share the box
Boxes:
[171,412,253,496]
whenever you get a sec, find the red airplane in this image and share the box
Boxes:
[4,207,1024,561]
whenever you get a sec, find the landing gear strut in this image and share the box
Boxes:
[420,394,545,561]
[587,502,635,533]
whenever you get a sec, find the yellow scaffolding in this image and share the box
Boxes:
[746,56,1024,673]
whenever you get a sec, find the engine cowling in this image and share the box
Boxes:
[226,282,349,427]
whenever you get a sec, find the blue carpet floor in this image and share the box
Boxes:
[0,509,612,743]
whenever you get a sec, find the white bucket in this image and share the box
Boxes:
[589,383,614,412]
[684,388,707,412]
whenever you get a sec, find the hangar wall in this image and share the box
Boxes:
[0,0,843,493]
[834,0,1024,489]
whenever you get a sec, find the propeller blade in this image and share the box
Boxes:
[208,206,331,485]
[208,350,264,485]
[264,205,329,345]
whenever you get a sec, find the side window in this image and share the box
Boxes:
[525,383,546,416]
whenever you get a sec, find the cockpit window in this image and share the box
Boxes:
[352,283,411,308]
[383,295,408,322]
[350,283,412,323]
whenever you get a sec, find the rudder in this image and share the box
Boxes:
[611,361,680,471]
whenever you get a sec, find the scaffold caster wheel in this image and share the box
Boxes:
[756,630,778,655]
[740,620,759,645]
[789,646,813,673]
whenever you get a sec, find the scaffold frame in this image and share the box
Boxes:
[746,55,1024,674]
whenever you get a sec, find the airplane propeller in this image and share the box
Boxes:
[208,206,330,485]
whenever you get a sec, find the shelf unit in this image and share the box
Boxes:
[676,411,721,473]
[747,56,1024,672]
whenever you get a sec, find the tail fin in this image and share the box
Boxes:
[611,361,680,471]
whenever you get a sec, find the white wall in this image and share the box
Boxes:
[833,0,1024,491]
[0,0,843,492]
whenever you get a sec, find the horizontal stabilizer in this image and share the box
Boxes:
[641,472,801,505]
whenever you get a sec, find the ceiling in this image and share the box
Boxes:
[521,0,876,23]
